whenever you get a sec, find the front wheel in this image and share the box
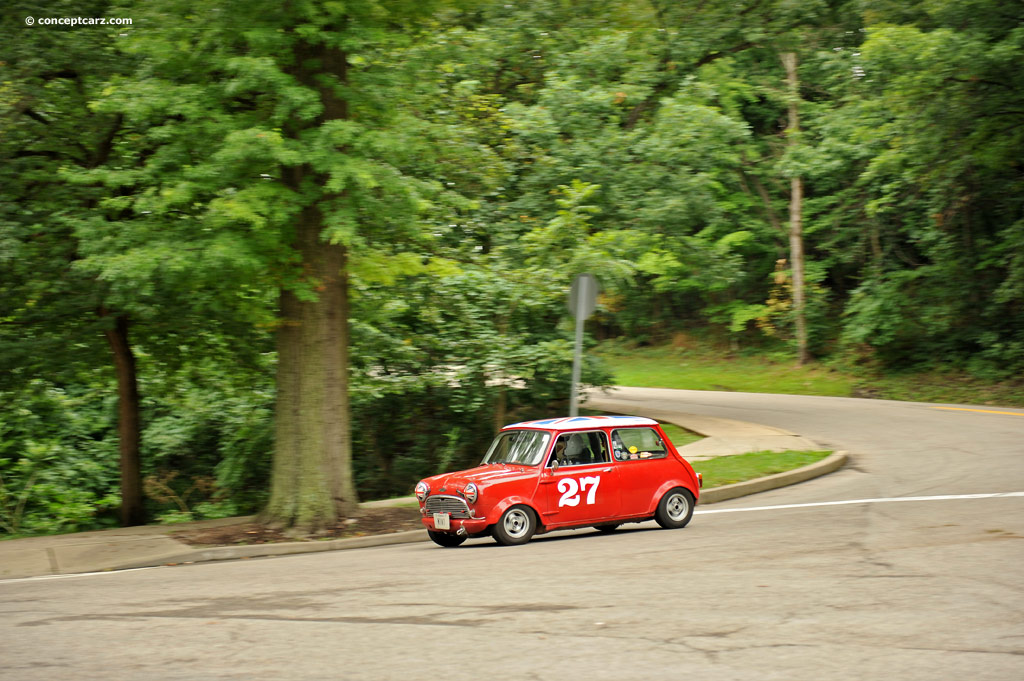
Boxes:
[492,505,537,546]
[428,530,467,548]
[655,488,695,529]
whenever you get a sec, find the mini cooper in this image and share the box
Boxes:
[415,415,702,547]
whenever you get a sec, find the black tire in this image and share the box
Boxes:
[655,488,695,529]
[594,524,620,533]
[428,530,467,548]
[492,505,537,546]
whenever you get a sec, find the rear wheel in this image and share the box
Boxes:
[655,488,695,529]
[428,530,467,548]
[492,505,536,546]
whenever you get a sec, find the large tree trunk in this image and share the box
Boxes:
[100,309,145,526]
[781,52,809,366]
[263,36,358,532]
[263,205,358,531]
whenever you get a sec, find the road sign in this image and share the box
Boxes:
[568,273,599,319]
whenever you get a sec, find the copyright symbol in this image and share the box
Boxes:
[25,16,35,25]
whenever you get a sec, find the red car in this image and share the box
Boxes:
[415,415,703,547]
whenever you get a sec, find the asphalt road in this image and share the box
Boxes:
[3,389,1023,680]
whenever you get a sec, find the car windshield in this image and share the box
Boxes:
[482,430,551,466]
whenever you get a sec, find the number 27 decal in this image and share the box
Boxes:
[558,476,601,507]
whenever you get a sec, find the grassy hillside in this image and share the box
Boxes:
[597,341,1024,408]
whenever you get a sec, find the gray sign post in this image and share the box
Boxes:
[568,273,598,417]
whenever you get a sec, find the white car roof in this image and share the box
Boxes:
[503,415,659,430]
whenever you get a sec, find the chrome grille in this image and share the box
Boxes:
[425,495,471,518]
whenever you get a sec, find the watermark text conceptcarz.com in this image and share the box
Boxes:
[25,16,133,27]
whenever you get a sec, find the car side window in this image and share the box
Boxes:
[611,427,668,461]
[548,431,611,467]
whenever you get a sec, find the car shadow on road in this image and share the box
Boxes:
[433,523,664,550]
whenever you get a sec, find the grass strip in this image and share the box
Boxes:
[597,341,1024,407]
[599,345,853,397]
[692,450,832,488]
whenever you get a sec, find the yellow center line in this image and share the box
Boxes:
[932,406,1024,417]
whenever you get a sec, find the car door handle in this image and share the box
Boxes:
[602,468,612,473]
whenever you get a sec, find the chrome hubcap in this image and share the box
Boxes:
[504,509,530,538]
[667,493,689,520]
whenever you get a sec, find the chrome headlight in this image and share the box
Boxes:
[464,482,478,504]
[415,481,429,501]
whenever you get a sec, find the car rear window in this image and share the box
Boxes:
[611,427,668,461]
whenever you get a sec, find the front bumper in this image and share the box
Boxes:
[420,515,490,535]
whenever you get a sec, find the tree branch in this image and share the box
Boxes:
[90,114,124,169]
[11,149,63,160]
[944,76,1013,89]
[39,68,80,81]
[17,106,51,126]
[623,39,757,130]
[694,41,756,69]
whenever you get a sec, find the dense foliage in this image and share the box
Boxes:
[2,0,1021,534]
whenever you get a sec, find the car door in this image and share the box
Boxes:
[611,426,673,516]
[539,431,620,528]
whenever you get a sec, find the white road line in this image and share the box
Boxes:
[5,493,1022,586]
[695,491,1024,515]
[0,566,162,585]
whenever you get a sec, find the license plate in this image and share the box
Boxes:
[433,513,451,530]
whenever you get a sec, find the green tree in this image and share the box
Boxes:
[811,0,1024,373]
[88,0,510,530]
[1,1,149,525]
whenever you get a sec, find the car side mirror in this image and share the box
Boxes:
[550,459,560,473]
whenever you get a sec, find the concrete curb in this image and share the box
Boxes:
[699,450,849,505]
[115,529,431,571]
[134,452,849,568]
